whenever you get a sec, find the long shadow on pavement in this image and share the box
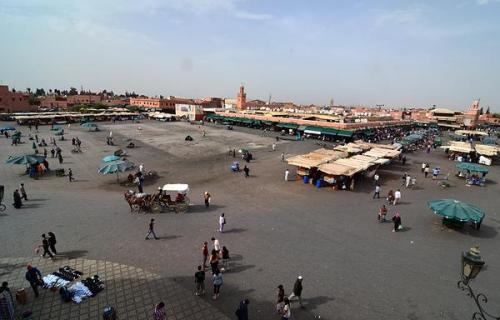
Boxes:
[189,204,225,213]
[56,250,89,260]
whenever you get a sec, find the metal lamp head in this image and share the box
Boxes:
[461,247,485,284]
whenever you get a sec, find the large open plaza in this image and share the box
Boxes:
[1,119,499,319]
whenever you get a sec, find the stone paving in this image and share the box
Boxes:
[0,257,230,320]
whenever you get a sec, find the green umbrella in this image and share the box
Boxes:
[98,160,135,182]
[456,162,488,174]
[5,154,46,165]
[428,199,485,222]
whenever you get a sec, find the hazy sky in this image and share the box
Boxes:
[1,0,499,111]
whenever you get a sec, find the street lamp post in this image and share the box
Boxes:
[457,246,500,320]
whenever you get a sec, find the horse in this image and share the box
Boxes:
[124,190,150,213]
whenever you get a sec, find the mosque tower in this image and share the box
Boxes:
[237,85,247,110]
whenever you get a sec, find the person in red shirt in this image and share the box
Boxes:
[202,242,209,270]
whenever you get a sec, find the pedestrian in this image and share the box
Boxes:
[35,134,38,143]
[233,149,236,158]
[68,168,74,182]
[401,173,407,186]
[145,218,159,240]
[393,189,401,205]
[25,265,42,298]
[13,189,22,209]
[373,173,380,185]
[424,165,430,178]
[402,155,407,165]
[139,163,144,174]
[211,237,220,253]
[204,191,211,208]
[272,143,276,151]
[48,232,57,254]
[281,297,292,319]
[221,246,230,271]
[202,242,209,269]
[405,175,411,188]
[280,152,285,162]
[134,176,143,193]
[43,148,47,158]
[212,269,223,300]
[194,265,205,296]
[28,123,32,131]
[432,167,439,179]
[289,276,303,307]
[378,204,388,222]
[284,169,289,181]
[276,284,285,314]
[219,213,226,233]
[50,148,55,158]
[35,122,38,131]
[0,281,14,319]
[235,299,250,320]
[209,249,219,274]
[72,137,76,145]
[421,162,426,173]
[40,234,54,259]
[373,184,381,199]
[153,302,166,320]
[20,183,28,201]
[58,153,63,164]
[392,212,402,232]
[243,165,249,178]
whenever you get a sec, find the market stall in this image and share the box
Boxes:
[455,162,489,186]
[318,162,364,190]
[286,149,348,183]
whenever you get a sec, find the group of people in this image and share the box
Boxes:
[275,276,304,319]
[378,204,403,232]
[198,237,230,300]
[12,183,28,209]
[36,232,58,259]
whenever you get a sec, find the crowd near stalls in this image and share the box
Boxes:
[5,112,140,126]
[440,141,499,166]
[287,141,401,191]
[455,162,489,187]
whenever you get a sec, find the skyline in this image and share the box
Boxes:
[1,0,499,111]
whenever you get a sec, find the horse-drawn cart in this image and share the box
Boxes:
[124,184,190,214]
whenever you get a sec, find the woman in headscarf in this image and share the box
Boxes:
[392,212,402,232]
[13,189,22,209]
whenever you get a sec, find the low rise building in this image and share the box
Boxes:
[0,85,35,113]
[67,94,103,105]
[129,97,175,111]
[40,95,68,110]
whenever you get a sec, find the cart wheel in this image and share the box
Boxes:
[131,204,140,212]
[151,203,161,213]
[0,204,6,212]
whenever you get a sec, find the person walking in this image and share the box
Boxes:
[43,148,47,158]
[134,176,143,193]
[289,276,303,307]
[25,265,42,298]
[281,297,292,319]
[421,162,426,173]
[280,152,285,162]
[212,269,223,300]
[405,175,411,188]
[145,218,159,240]
[235,299,250,320]
[272,143,276,151]
[204,191,211,208]
[401,173,407,187]
[48,232,57,255]
[219,213,226,233]
[153,302,166,320]
[68,168,74,182]
[12,189,22,209]
[284,169,289,181]
[194,265,205,296]
[276,284,285,314]
[211,237,220,254]
[373,184,381,199]
[50,148,55,158]
[202,242,209,270]
[424,165,430,178]
[40,234,54,259]
[402,155,407,165]
[243,165,249,178]
[209,249,219,274]
[393,189,401,205]
[19,183,28,201]
[58,153,63,164]
[392,212,402,232]
[373,173,380,186]
[378,204,388,222]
